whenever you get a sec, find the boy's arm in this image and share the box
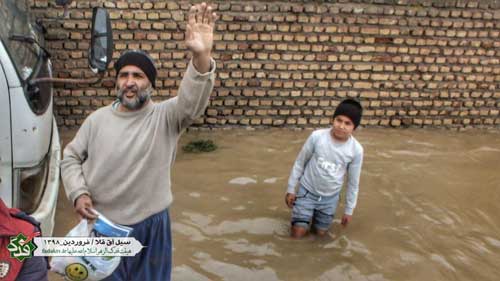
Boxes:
[287,133,315,194]
[61,119,92,206]
[344,148,364,216]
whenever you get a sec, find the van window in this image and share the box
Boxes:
[0,0,51,114]
[0,0,40,80]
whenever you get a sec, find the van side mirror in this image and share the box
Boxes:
[89,7,113,73]
[30,7,113,86]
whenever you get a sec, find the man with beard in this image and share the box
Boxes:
[61,3,216,280]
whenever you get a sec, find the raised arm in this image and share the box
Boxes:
[186,2,216,74]
[163,2,217,133]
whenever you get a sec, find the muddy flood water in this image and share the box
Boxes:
[51,128,500,281]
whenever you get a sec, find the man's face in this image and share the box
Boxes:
[116,65,152,111]
[331,115,355,141]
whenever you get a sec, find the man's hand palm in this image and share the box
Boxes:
[186,24,213,53]
[185,3,216,54]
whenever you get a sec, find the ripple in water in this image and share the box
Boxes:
[229,177,257,185]
[203,218,288,236]
[406,140,436,147]
[469,146,500,153]
[314,263,386,281]
[430,253,456,272]
[263,177,280,184]
[182,211,213,227]
[323,236,371,257]
[189,192,201,198]
[192,252,281,281]
[484,236,500,249]
[172,222,206,242]
[232,205,246,211]
[388,150,431,157]
[172,265,211,281]
[399,251,422,265]
[223,238,281,257]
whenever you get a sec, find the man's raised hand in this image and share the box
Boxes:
[186,2,216,55]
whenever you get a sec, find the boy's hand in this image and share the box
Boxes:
[341,214,352,227]
[285,193,296,208]
[75,194,98,220]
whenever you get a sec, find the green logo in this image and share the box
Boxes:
[6,233,37,262]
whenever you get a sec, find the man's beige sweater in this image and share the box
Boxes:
[61,59,215,225]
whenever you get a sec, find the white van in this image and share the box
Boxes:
[0,0,112,236]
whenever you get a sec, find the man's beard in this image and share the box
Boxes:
[117,85,153,110]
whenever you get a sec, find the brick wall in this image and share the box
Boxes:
[32,1,500,129]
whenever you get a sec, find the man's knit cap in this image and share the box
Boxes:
[114,50,157,88]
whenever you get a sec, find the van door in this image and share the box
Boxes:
[0,53,12,206]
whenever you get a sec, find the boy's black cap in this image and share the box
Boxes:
[333,99,363,129]
[114,50,157,88]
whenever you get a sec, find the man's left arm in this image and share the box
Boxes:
[342,148,364,227]
[165,3,217,133]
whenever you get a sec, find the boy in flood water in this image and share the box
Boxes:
[285,99,364,238]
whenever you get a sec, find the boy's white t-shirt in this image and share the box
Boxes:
[287,128,364,215]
